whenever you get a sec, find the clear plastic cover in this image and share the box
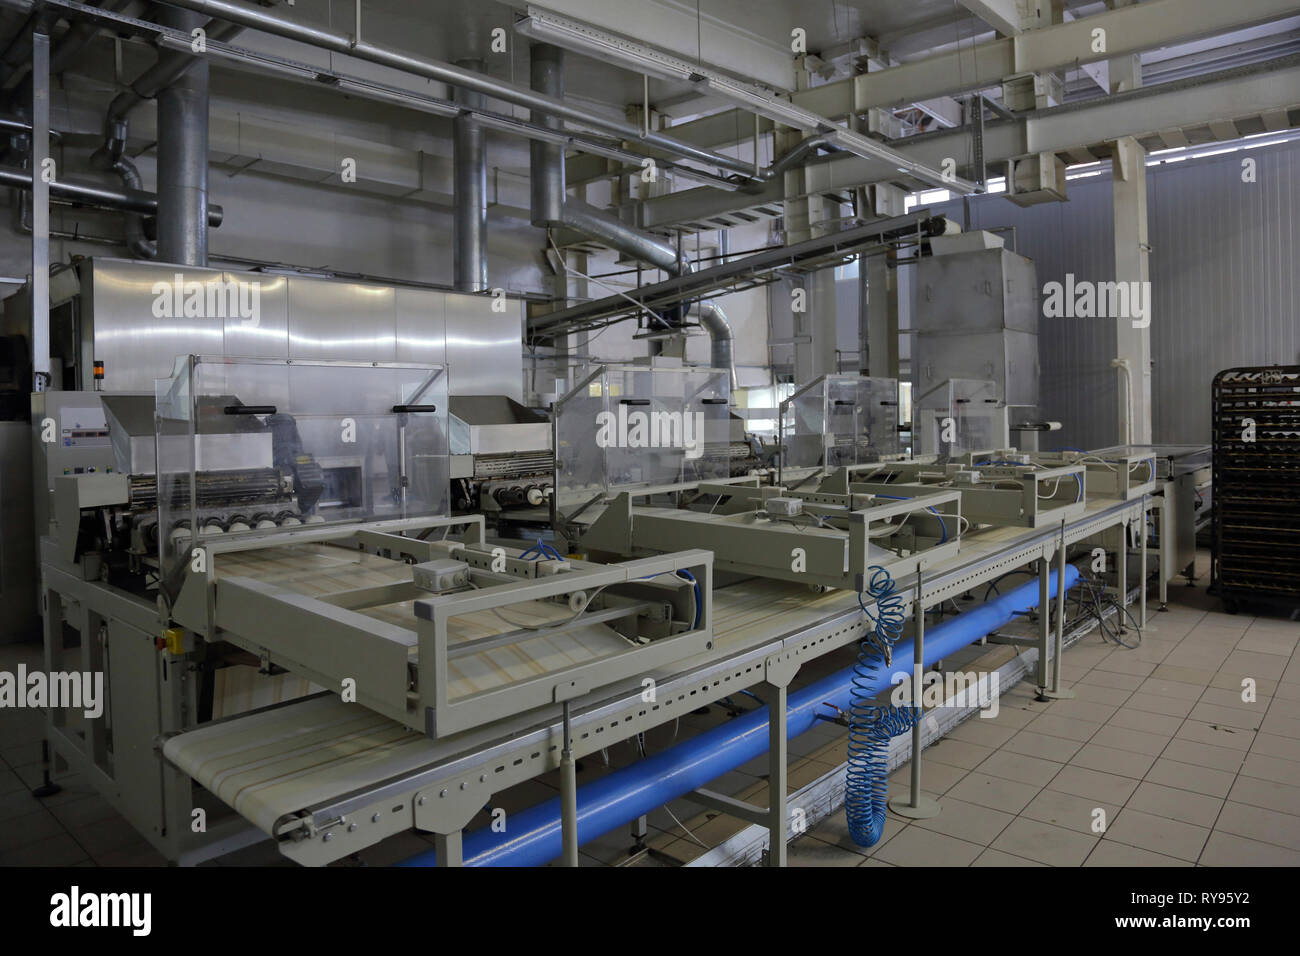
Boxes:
[155,355,448,582]
[914,378,1004,457]
[552,365,731,525]
[780,375,900,470]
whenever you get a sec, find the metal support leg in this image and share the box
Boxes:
[629,814,648,854]
[766,682,788,867]
[1034,555,1052,699]
[1139,497,1148,627]
[560,701,579,867]
[890,572,940,819]
[1042,519,1076,700]
[760,653,799,867]
[31,738,61,798]
[434,830,463,868]
[1116,521,1129,626]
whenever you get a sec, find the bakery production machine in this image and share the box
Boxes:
[29,346,1174,868]
[37,355,712,864]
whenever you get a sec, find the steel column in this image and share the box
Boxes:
[560,701,579,866]
[890,571,941,819]
[453,60,488,293]
[766,681,788,867]
[155,8,209,265]
[1043,519,1076,700]
[29,26,48,389]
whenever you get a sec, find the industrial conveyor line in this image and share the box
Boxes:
[160,494,1146,865]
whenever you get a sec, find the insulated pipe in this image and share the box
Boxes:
[528,44,736,387]
[528,44,565,229]
[90,16,244,260]
[105,18,243,123]
[156,0,756,178]
[0,163,223,222]
[155,7,209,265]
[452,60,487,293]
[106,153,155,258]
[398,564,1081,867]
[560,199,736,387]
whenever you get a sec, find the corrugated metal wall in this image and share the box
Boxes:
[1146,140,1300,444]
[926,137,1300,449]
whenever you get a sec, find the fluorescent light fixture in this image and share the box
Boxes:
[516,8,974,192]
[515,12,697,83]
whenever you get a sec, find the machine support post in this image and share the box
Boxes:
[1117,520,1129,619]
[1042,519,1076,700]
[629,814,648,853]
[434,830,463,867]
[890,569,941,819]
[560,700,579,867]
[760,653,799,867]
[1035,555,1051,693]
[766,681,788,867]
[32,738,61,799]
[1139,498,1149,627]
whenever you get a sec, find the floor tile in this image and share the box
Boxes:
[1047,765,1141,804]
[1200,830,1300,866]
[991,817,1098,866]
[912,796,1014,846]
[971,847,1046,866]
[1070,742,1157,780]
[1144,758,1237,798]
[1103,807,1209,862]
[945,772,1041,814]
[975,750,1064,787]
[1126,781,1224,828]
[1213,801,1300,851]
[1083,841,1193,866]
[1022,787,1118,836]
[873,824,984,867]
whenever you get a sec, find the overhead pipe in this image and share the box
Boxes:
[452,59,487,293]
[398,564,1081,866]
[104,18,243,124]
[151,0,758,180]
[155,6,210,265]
[528,44,736,388]
[1,2,147,110]
[90,16,246,260]
[0,163,223,223]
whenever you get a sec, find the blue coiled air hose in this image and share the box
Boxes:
[846,564,921,847]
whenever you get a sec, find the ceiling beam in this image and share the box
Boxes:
[798,0,1299,118]
[638,58,1300,228]
[957,0,1025,37]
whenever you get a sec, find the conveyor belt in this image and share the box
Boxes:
[165,578,854,838]
[166,496,1144,853]
[215,544,662,701]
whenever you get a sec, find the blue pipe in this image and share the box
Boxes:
[398,563,1080,867]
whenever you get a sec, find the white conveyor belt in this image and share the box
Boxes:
[162,694,434,836]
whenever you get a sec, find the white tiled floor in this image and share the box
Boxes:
[3,552,1298,866]
[777,564,1300,867]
